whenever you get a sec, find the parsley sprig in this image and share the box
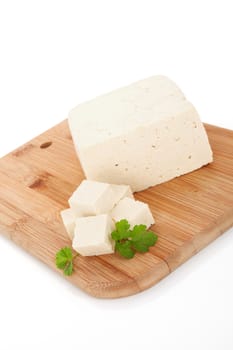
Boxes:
[55,247,79,276]
[111,219,158,259]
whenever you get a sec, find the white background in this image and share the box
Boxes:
[0,1,232,349]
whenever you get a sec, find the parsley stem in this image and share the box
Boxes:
[73,252,79,260]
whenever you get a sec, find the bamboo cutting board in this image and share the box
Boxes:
[0,122,232,298]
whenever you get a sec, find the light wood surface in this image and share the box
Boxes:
[0,122,232,298]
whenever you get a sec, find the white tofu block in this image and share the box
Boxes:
[60,208,76,240]
[111,197,155,229]
[68,76,213,192]
[72,214,115,256]
[110,184,134,203]
[68,180,116,216]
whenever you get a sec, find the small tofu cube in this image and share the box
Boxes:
[72,214,115,256]
[68,180,116,216]
[111,197,155,229]
[60,208,76,240]
[110,184,134,203]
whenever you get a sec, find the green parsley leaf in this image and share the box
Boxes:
[111,219,158,259]
[131,225,158,253]
[55,247,78,276]
[64,261,73,276]
[56,247,72,268]
[115,241,135,259]
[116,219,131,233]
[130,224,147,240]
[111,219,131,240]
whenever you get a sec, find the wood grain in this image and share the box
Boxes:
[0,122,232,298]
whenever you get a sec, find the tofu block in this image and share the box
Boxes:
[68,180,116,216]
[68,76,213,192]
[60,208,76,240]
[72,214,115,256]
[111,197,155,229]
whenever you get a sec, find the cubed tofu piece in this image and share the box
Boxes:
[111,197,155,229]
[68,76,213,192]
[68,180,116,216]
[72,214,115,256]
[60,208,76,240]
[110,184,134,203]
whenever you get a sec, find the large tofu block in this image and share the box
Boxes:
[68,76,213,192]
[72,214,115,256]
[68,180,116,216]
[111,197,155,229]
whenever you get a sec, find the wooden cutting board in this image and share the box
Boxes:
[0,122,232,298]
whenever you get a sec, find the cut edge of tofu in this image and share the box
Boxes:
[60,208,76,240]
[73,241,114,256]
[110,184,134,203]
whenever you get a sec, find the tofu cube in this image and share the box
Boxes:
[72,214,115,256]
[110,184,134,203]
[111,197,155,229]
[68,180,116,216]
[60,208,76,240]
[68,76,213,192]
